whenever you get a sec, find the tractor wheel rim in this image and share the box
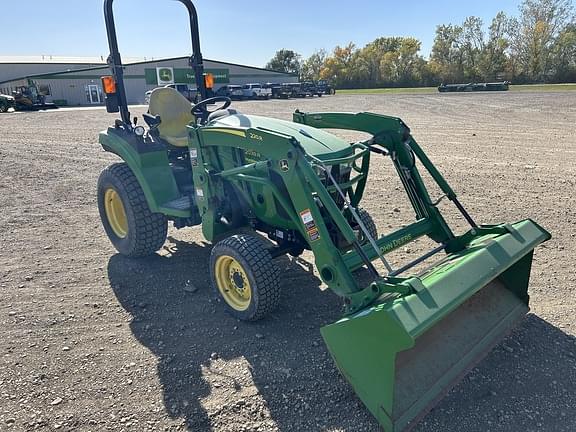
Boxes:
[215,255,251,311]
[104,188,128,238]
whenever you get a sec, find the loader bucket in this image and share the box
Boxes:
[321,219,550,432]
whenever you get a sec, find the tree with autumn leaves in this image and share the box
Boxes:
[266,0,575,88]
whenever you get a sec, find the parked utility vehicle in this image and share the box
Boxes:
[242,83,271,99]
[215,84,244,100]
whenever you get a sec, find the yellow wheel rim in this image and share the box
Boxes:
[215,255,252,311]
[104,188,128,238]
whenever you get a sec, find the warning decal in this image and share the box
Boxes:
[300,209,320,242]
[189,148,198,167]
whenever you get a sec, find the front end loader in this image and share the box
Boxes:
[96,1,550,430]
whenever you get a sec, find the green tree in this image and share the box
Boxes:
[300,49,327,81]
[354,37,425,87]
[358,37,401,84]
[479,12,511,80]
[396,38,426,85]
[265,49,302,74]
[320,43,358,88]
[552,23,576,81]
[509,0,575,81]
[430,24,465,82]
[461,16,485,80]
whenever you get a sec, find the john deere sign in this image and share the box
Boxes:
[156,67,174,85]
[146,68,229,85]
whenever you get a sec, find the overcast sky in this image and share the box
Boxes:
[4,0,522,67]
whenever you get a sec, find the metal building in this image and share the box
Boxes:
[0,56,109,83]
[0,56,298,106]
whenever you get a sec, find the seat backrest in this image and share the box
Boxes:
[148,87,194,147]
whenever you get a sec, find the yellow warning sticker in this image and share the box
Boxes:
[300,209,320,241]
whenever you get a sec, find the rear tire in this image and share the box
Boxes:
[97,163,168,257]
[211,234,281,321]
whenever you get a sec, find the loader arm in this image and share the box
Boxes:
[293,110,550,432]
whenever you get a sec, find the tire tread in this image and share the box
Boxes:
[98,163,167,257]
[211,234,280,321]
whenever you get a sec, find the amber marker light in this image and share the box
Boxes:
[101,76,117,94]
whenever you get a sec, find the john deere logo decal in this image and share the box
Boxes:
[156,67,174,85]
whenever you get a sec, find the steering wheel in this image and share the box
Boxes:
[191,96,231,123]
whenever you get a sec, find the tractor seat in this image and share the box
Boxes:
[148,87,194,147]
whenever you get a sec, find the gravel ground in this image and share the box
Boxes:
[1,92,575,431]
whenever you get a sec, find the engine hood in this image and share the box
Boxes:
[209,114,352,159]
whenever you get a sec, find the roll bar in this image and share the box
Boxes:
[103,0,208,127]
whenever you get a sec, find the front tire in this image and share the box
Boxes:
[354,207,378,245]
[211,234,281,321]
[97,163,167,257]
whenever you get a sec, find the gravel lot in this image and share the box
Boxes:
[1,92,575,431]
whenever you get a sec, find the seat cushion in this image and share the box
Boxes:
[148,87,194,147]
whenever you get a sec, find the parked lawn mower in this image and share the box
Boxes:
[96,1,550,430]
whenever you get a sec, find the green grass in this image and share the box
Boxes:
[337,83,576,95]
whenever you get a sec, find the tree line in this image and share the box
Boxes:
[265,0,576,88]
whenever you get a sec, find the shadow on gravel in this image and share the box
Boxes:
[414,314,576,432]
[106,237,373,431]
[107,238,576,432]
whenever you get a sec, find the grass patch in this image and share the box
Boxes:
[337,83,576,95]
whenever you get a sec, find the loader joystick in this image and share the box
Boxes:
[191,96,231,124]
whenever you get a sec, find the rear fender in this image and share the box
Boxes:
[99,128,181,213]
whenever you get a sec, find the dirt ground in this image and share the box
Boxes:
[1,92,575,432]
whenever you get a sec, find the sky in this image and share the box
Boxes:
[3,0,523,67]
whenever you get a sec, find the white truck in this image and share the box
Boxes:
[242,83,271,100]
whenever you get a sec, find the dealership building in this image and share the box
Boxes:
[0,56,297,106]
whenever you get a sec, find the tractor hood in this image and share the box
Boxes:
[209,114,352,159]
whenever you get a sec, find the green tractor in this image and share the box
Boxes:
[97,1,550,430]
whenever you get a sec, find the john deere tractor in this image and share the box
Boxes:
[97,1,550,430]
